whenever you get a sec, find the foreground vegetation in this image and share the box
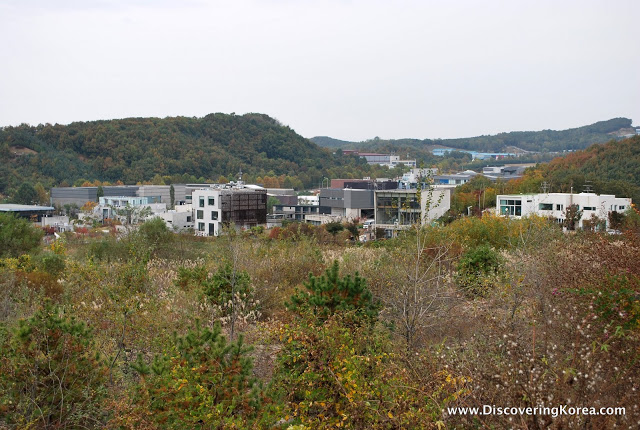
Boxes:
[1,214,639,429]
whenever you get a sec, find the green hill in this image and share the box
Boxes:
[514,135,640,203]
[0,113,400,196]
[311,117,633,153]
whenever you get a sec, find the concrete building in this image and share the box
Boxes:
[340,151,416,168]
[272,204,330,223]
[50,185,187,208]
[496,192,631,229]
[0,204,55,222]
[432,148,520,160]
[192,186,267,236]
[318,188,374,221]
[374,186,452,236]
[155,211,194,232]
[96,196,167,224]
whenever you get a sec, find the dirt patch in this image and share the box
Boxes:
[9,145,38,155]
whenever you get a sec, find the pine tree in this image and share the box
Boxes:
[129,321,262,428]
[0,302,109,428]
[287,260,380,323]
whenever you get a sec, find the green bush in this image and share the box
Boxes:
[0,302,109,428]
[0,212,43,258]
[455,244,502,297]
[129,322,264,429]
[287,260,380,323]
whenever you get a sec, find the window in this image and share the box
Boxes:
[198,222,205,232]
[196,210,203,219]
[619,206,625,210]
[500,199,522,216]
[211,211,218,221]
[199,197,204,208]
[539,203,553,211]
[556,204,563,211]
[186,216,192,222]
[208,197,215,206]
[583,206,596,211]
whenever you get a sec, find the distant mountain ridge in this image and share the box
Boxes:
[311,118,634,153]
[0,113,391,196]
[516,134,640,204]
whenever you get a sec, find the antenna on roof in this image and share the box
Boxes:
[541,181,550,194]
[583,180,593,193]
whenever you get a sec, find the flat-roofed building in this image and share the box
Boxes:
[496,192,631,230]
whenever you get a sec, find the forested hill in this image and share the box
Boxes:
[514,135,640,203]
[311,117,634,153]
[0,113,398,196]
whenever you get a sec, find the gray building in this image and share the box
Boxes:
[51,185,187,208]
[319,188,374,220]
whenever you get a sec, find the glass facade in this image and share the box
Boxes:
[500,199,522,216]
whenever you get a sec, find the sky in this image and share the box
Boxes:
[1,0,639,141]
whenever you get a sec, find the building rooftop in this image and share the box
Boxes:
[0,204,55,212]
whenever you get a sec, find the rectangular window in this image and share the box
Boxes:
[208,197,215,206]
[619,206,625,210]
[500,199,521,216]
[198,222,204,232]
[209,223,215,235]
[556,204,563,211]
[199,197,204,208]
[583,206,596,211]
[211,211,218,221]
[186,216,192,222]
[196,210,203,219]
[539,203,553,211]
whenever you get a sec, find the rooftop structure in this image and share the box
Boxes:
[0,204,55,221]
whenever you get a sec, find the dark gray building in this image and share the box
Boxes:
[319,188,374,220]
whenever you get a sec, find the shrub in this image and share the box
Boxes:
[0,212,43,258]
[287,260,380,323]
[0,302,109,428]
[128,322,264,429]
[455,244,502,297]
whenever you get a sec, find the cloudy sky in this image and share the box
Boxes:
[1,0,638,141]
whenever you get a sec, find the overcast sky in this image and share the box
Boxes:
[1,0,638,141]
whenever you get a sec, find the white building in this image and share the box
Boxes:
[96,196,167,224]
[154,211,194,232]
[496,192,631,229]
[191,186,267,236]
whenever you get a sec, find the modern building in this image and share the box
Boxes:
[272,204,330,222]
[374,186,451,236]
[0,204,55,222]
[95,196,167,224]
[318,188,374,221]
[155,211,194,232]
[340,151,416,168]
[432,148,520,160]
[50,185,187,207]
[496,192,631,229]
[192,186,267,236]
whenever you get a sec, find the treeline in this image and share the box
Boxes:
[513,135,640,203]
[0,113,403,198]
[312,117,633,154]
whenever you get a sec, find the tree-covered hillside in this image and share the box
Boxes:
[0,113,402,196]
[312,117,633,153]
[512,135,640,203]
